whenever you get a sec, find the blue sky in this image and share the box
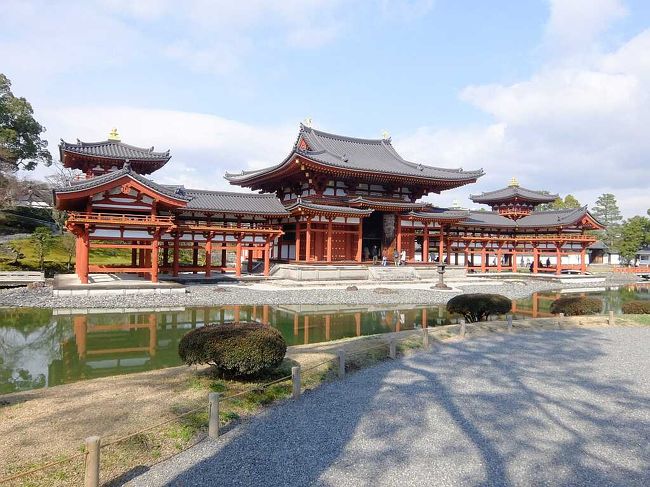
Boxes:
[2,0,649,216]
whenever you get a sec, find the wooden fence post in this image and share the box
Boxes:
[208,392,220,439]
[292,365,301,399]
[507,314,513,332]
[608,310,614,325]
[459,319,466,338]
[389,339,397,359]
[337,350,346,378]
[84,436,100,487]
[422,328,429,349]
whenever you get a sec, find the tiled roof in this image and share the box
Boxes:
[455,206,600,229]
[408,209,470,221]
[184,189,289,215]
[470,185,558,204]
[60,139,171,162]
[588,240,609,250]
[225,124,484,183]
[348,197,431,209]
[54,166,189,200]
[284,200,374,216]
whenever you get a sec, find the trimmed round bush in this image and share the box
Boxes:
[621,300,650,314]
[446,293,512,323]
[178,323,287,378]
[550,296,602,316]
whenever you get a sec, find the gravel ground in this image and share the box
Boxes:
[127,327,650,487]
[0,274,638,308]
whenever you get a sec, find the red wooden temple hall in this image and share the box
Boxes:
[53,125,604,283]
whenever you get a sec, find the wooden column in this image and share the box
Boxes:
[396,215,402,253]
[295,221,301,262]
[205,237,212,277]
[580,245,587,274]
[533,245,539,273]
[497,243,503,272]
[79,228,89,284]
[192,241,199,274]
[172,236,180,277]
[264,238,271,276]
[556,244,562,275]
[131,247,137,267]
[423,224,430,262]
[305,218,312,262]
[481,242,487,272]
[512,244,518,272]
[326,218,333,262]
[235,236,242,277]
[439,225,445,264]
[163,241,169,268]
[356,219,363,263]
[151,233,160,283]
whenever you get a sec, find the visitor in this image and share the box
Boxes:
[529,261,534,273]
[371,245,379,265]
[381,252,388,267]
[545,257,551,268]
[393,249,400,266]
[400,249,407,266]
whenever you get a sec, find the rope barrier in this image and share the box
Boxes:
[0,451,86,484]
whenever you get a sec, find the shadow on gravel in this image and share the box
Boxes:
[160,328,650,486]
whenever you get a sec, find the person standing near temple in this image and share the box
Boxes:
[393,249,400,266]
[372,245,379,265]
[400,249,407,266]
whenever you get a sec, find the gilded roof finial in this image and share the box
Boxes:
[303,117,312,128]
[108,128,120,141]
[508,176,519,187]
[382,130,390,140]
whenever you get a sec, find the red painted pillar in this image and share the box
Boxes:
[205,237,212,277]
[192,241,198,274]
[439,225,445,264]
[580,245,587,274]
[423,224,429,262]
[326,218,333,262]
[172,236,180,277]
[264,238,271,276]
[305,218,312,262]
[79,228,89,284]
[235,236,242,277]
[396,214,402,253]
[533,246,539,274]
[151,233,159,283]
[356,219,363,263]
[295,221,302,262]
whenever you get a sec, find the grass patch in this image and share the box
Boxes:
[624,314,650,326]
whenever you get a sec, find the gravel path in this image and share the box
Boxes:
[0,275,636,308]
[128,326,649,487]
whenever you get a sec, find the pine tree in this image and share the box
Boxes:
[591,193,623,250]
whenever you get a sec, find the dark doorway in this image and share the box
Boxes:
[363,211,384,260]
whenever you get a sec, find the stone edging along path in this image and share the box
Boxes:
[0,274,637,308]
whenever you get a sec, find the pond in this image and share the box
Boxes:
[1,284,648,394]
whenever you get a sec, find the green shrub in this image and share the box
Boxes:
[550,296,602,316]
[446,293,512,323]
[178,323,287,378]
[621,300,650,314]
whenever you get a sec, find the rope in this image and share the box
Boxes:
[0,451,86,484]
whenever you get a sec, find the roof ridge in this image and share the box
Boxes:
[185,189,276,198]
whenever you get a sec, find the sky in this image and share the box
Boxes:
[2,0,649,217]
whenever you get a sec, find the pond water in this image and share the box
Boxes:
[1,284,648,394]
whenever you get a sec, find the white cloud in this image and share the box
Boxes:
[394,2,650,218]
[29,106,297,193]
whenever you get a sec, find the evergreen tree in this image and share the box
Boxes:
[618,216,650,263]
[0,73,52,172]
[591,193,623,250]
[539,194,582,211]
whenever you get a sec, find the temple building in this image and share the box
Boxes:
[53,124,604,283]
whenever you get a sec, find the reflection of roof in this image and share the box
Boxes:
[226,124,484,184]
[470,186,557,204]
[60,139,171,162]
[284,200,373,216]
[184,189,289,215]
[54,166,190,201]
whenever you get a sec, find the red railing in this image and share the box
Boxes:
[67,212,174,225]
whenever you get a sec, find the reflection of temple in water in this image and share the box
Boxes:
[51,304,462,386]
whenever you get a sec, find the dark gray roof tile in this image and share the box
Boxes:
[471,185,558,204]
[184,190,288,215]
[60,139,171,162]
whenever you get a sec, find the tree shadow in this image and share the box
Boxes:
[132,328,650,486]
